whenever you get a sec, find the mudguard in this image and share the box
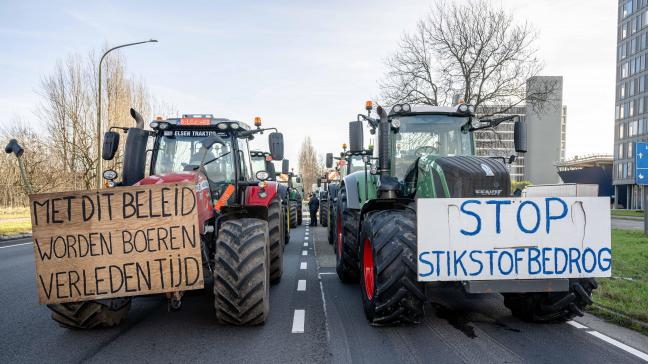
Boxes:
[343,173,361,209]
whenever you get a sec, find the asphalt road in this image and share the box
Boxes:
[1,216,648,363]
[612,217,644,230]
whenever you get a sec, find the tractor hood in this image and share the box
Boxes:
[408,155,510,198]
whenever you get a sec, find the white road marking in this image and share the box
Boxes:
[303,242,308,247]
[567,320,588,329]
[0,242,32,249]
[291,310,305,333]
[297,279,306,291]
[587,331,648,361]
[302,250,308,256]
[319,280,331,342]
[304,237,309,241]
[318,272,336,275]
[300,262,308,270]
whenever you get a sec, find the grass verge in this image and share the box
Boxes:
[611,209,644,218]
[0,207,31,237]
[590,229,648,335]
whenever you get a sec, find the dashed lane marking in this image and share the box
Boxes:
[0,242,32,249]
[318,272,336,275]
[304,242,308,247]
[297,279,306,291]
[291,310,305,333]
[300,262,308,270]
[302,250,308,256]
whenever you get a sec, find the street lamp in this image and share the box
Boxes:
[96,39,158,188]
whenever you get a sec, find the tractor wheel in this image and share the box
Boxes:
[268,197,284,284]
[297,203,303,225]
[283,204,290,244]
[360,209,425,325]
[327,202,336,245]
[335,188,360,283]
[502,278,598,323]
[214,218,270,326]
[320,200,329,227]
[48,299,131,329]
[289,203,298,229]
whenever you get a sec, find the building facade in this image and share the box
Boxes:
[614,0,648,209]
[475,76,566,183]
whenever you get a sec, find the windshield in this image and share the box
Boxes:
[348,156,365,174]
[392,114,473,179]
[153,131,235,183]
[251,156,266,174]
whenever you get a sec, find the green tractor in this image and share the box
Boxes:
[289,173,304,226]
[334,102,600,325]
[325,146,369,245]
[275,165,303,229]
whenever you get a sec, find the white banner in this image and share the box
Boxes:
[416,197,612,282]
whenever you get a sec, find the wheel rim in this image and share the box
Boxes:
[363,238,375,300]
[337,210,343,257]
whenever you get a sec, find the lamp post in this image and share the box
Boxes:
[96,39,158,188]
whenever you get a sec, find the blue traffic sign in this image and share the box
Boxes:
[636,142,648,184]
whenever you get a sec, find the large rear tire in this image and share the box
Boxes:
[320,199,329,227]
[268,197,284,284]
[335,188,360,283]
[214,218,270,326]
[282,204,290,244]
[328,201,336,245]
[503,278,597,323]
[289,203,298,229]
[360,209,425,325]
[48,299,131,329]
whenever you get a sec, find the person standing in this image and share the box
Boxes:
[309,193,319,226]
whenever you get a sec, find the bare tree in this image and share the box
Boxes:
[298,137,321,196]
[380,0,554,115]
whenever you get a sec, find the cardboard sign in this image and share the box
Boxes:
[417,197,612,282]
[29,183,204,304]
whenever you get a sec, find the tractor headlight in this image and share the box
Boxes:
[392,104,403,113]
[391,118,401,129]
[103,169,118,181]
[458,104,469,113]
[158,122,170,130]
[230,123,240,130]
[150,121,159,129]
[217,123,228,130]
[401,103,411,112]
[467,105,475,114]
[256,171,269,181]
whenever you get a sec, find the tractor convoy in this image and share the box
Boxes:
[7,100,611,331]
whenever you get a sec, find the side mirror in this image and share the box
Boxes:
[514,120,527,153]
[326,153,333,168]
[268,132,284,160]
[349,121,364,152]
[202,135,225,149]
[317,178,321,187]
[5,139,24,157]
[282,159,290,174]
[265,159,276,179]
[102,131,120,161]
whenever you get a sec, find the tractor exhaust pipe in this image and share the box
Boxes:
[376,106,390,177]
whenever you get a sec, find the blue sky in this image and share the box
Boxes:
[0,0,617,163]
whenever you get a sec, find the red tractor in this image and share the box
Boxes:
[48,110,286,328]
